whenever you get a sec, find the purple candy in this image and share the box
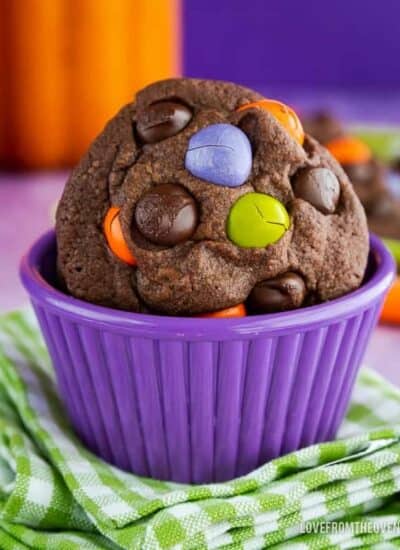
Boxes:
[185,123,252,187]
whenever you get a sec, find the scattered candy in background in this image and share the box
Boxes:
[387,172,400,199]
[326,136,372,165]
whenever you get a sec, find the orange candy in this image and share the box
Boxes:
[326,136,372,165]
[380,277,400,325]
[237,99,304,145]
[103,206,137,265]
[199,303,247,319]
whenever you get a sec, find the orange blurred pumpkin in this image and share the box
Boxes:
[0,0,181,169]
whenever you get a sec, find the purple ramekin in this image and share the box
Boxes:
[20,231,394,484]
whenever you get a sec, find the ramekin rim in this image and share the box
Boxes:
[20,230,395,338]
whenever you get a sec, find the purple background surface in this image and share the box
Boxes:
[183,0,400,90]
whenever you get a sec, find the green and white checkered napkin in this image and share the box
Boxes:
[0,310,400,549]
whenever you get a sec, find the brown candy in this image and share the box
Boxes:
[247,272,306,314]
[392,157,400,174]
[344,162,374,184]
[302,111,344,145]
[366,191,393,217]
[136,101,192,143]
[134,183,198,246]
[293,167,340,214]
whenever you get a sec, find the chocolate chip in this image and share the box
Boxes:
[134,184,198,246]
[344,162,374,184]
[136,101,192,143]
[247,272,306,314]
[293,167,340,214]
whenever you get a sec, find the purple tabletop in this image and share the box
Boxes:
[0,172,65,311]
[0,171,399,386]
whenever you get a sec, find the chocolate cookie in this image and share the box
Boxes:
[56,79,369,315]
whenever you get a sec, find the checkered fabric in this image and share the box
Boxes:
[0,309,400,549]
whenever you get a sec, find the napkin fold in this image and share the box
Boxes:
[0,309,400,549]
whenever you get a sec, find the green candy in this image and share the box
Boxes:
[352,127,400,162]
[383,238,400,271]
[227,192,290,248]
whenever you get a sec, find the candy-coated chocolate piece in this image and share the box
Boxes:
[237,99,304,145]
[104,206,137,265]
[248,272,306,313]
[136,100,192,143]
[227,192,290,248]
[198,303,247,318]
[185,123,252,187]
[293,167,340,214]
[326,136,372,165]
[134,183,198,246]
